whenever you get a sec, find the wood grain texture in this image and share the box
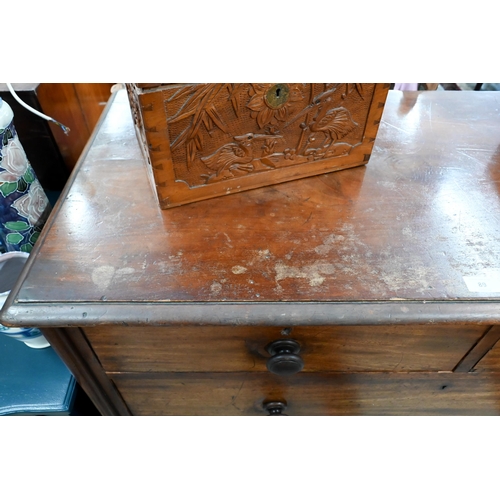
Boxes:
[73,84,113,133]
[472,327,500,372]
[454,326,500,372]
[112,372,500,415]
[36,83,112,170]
[128,83,389,208]
[86,324,486,373]
[3,90,500,416]
[8,90,500,309]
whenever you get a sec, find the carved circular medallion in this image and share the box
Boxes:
[265,84,290,109]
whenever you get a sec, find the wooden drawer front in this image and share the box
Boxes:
[473,336,500,372]
[85,324,486,373]
[112,372,500,416]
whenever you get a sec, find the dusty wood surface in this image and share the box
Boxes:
[5,90,500,312]
[3,89,500,416]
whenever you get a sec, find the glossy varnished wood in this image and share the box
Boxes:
[36,83,113,170]
[85,324,486,373]
[4,90,500,315]
[3,90,500,416]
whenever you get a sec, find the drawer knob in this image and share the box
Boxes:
[263,401,287,416]
[266,339,304,376]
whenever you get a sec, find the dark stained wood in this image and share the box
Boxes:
[36,83,91,170]
[41,327,130,415]
[135,84,164,89]
[5,90,500,308]
[3,90,500,416]
[128,83,389,208]
[85,324,486,373]
[454,326,500,372]
[111,372,500,416]
[6,301,500,328]
[36,83,113,170]
[72,83,113,134]
[472,328,500,373]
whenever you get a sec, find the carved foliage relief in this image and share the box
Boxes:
[127,85,151,167]
[162,84,375,188]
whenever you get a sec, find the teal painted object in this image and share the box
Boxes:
[0,251,49,348]
[0,335,76,415]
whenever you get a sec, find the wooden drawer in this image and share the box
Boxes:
[85,324,487,373]
[112,371,500,416]
[473,339,500,372]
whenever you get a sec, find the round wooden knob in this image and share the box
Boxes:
[263,401,287,416]
[266,339,304,376]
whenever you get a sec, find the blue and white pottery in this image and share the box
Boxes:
[0,97,50,253]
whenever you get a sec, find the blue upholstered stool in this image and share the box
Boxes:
[0,335,76,416]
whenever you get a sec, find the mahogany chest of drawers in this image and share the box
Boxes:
[3,89,500,415]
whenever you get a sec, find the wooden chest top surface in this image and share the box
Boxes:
[3,90,500,326]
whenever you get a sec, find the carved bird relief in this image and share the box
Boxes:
[308,101,358,148]
[200,133,258,182]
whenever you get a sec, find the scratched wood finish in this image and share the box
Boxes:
[111,372,500,416]
[85,324,486,373]
[10,90,500,307]
[127,83,389,208]
[3,90,500,416]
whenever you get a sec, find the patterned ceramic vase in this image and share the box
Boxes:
[0,97,50,253]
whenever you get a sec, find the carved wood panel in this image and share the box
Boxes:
[162,83,374,188]
[128,83,389,208]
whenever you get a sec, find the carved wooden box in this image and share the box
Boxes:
[126,83,390,209]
